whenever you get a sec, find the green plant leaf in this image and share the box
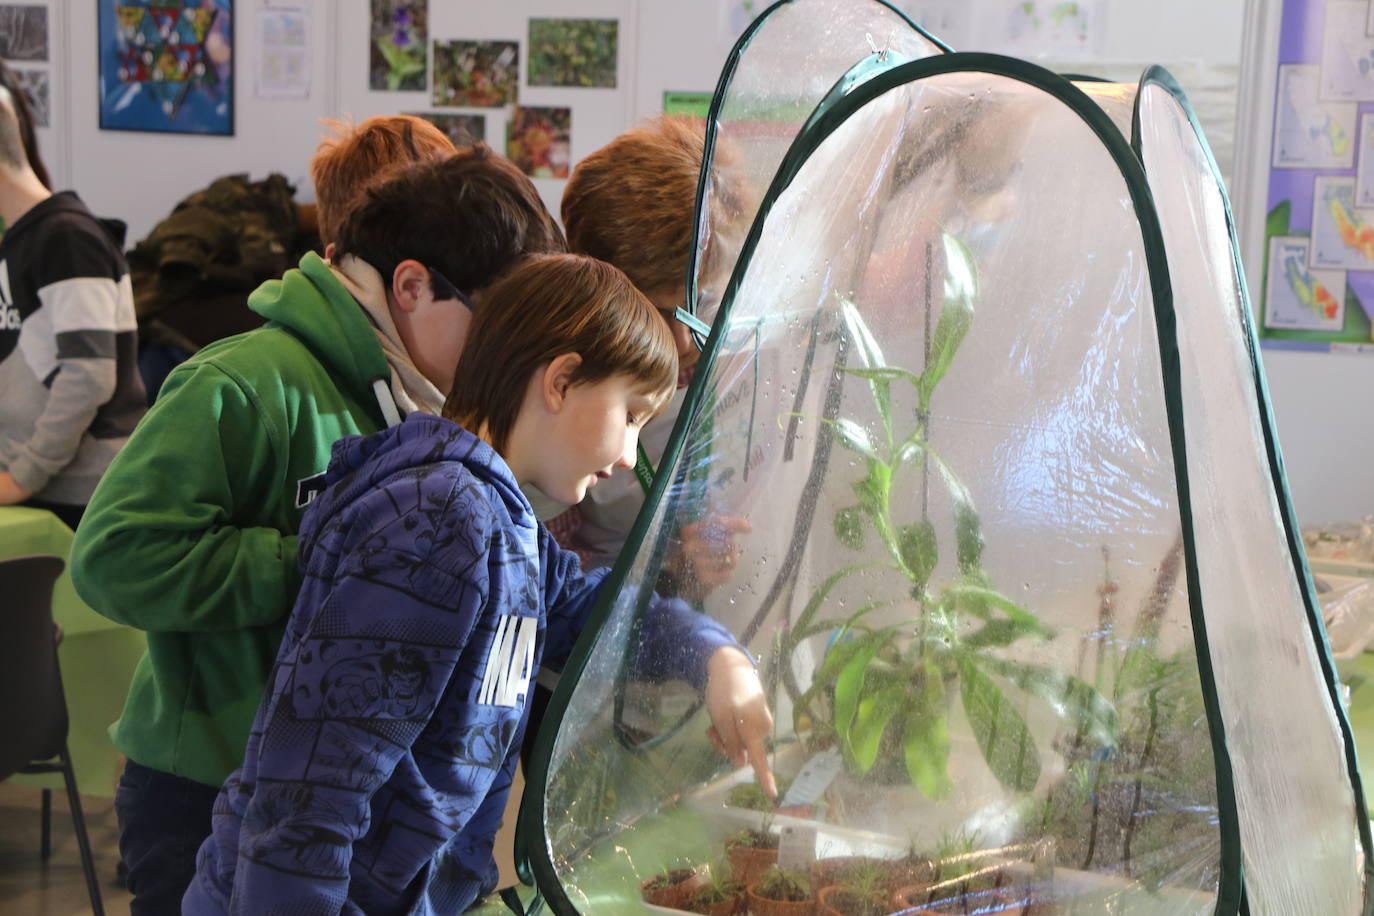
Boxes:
[917,235,977,409]
[834,638,885,745]
[851,460,891,515]
[962,617,1046,649]
[892,432,926,468]
[834,505,866,550]
[792,561,883,638]
[944,585,1050,636]
[839,366,921,385]
[830,418,877,458]
[958,657,1040,792]
[840,298,886,369]
[930,454,983,572]
[814,626,886,686]
[898,520,938,585]
[979,657,1118,747]
[793,600,898,644]
[840,299,893,445]
[848,680,907,773]
[904,663,953,798]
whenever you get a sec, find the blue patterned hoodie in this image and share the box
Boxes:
[185,412,736,915]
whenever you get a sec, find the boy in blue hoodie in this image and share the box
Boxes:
[72,140,565,915]
[185,252,773,914]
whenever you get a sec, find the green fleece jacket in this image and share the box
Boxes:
[71,252,393,788]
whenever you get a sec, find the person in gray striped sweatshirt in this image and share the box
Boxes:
[0,62,146,530]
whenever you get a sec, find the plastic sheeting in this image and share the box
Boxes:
[517,10,1369,915]
[531,69,1241,914]
[687,0,945,332]
[1137,75,1366,914]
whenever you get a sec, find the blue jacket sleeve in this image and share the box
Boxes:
[230,500,491,911]
[539,528,738,690]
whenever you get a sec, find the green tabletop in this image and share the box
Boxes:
[1343,650,1374,811]
[2,506,146,796]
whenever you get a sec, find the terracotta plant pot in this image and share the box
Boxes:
[747,881,817,916]
[641,868,705,909]
[817,884,893,916]
[726,842,779,887]
[687,888,746,915]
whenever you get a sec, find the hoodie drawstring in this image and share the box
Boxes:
[372,378,403,428]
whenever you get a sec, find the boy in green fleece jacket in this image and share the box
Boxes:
[71,137,565,916]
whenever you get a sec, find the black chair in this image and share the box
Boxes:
[0,554,105,915]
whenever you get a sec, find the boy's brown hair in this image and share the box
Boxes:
[333,146,566,296]
[561,115,705,297]
[444,253,677,452]
[310,115,455,246]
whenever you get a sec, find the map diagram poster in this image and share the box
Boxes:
[1261,0,1374,350]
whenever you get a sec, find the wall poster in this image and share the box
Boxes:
[98,0,234,135]
[1259,0,1374,350]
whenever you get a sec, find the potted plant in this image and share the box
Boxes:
[724,820,780,887]
[748,864,817,916]
[685,859,747,915]
[817,855,898,915]
[1026,539,1219,891]
[782,237,1117,801]
[641,862,706,910]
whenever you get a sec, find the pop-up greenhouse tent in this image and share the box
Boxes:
[515,2,1372,913]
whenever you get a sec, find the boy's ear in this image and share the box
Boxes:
[542,353,583,412]
[390,259,431,313]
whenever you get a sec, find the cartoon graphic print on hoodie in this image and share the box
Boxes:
[185,413,737,915]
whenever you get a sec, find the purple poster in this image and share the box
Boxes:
[1260,0,1374,350]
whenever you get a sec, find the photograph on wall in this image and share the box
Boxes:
[406,111,484,147]
[1272,64,1356,169]
[14,67,48,127]
[663,91,712,117]
[0,4,48,61]
[506,106,570,179]
[432,40,517,108]
[1309,176,1374,270]
[1264,236,1346,331]
[98,0,234,135]
[527,18,618,88]
[1320,0,1374,102]
[369,0,426,92]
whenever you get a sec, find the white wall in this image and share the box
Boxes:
[34,0,738,242]
[57,1,341,242]
[19,0,1364,524]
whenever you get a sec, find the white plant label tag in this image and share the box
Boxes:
[779,746,843,807]
[777,822,817,872]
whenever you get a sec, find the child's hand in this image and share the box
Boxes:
[703,646,777,798]
[0,471,33,505]
[665,514,753,601]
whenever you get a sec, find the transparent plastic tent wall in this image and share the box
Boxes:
[515,2,1373,914]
